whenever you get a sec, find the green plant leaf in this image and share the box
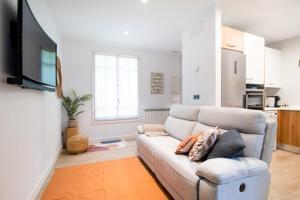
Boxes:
[72,89,77,99]
[79,94,92,102]
[61,90,92,120]
[75,111,84,117]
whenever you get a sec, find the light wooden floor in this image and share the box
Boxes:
[269,150,300,200]
[38,141,300,200]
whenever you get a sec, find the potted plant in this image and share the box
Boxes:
[62,90,92,128]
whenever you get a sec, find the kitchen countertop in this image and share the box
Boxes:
[264,106,300,111]
[264,107,280,111]
[279,107,300,111]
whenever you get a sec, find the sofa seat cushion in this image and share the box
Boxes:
[154,146,200,200]
[137,134,180,168]
[137,134,200,200]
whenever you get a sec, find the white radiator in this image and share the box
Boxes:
[142,108,170,124]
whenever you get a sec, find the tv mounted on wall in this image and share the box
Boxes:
[7,0,57,92]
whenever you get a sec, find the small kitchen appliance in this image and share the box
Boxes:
[266,96,281,107]
[244,84,265,110]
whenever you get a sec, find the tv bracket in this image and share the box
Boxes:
[7,20,23,85]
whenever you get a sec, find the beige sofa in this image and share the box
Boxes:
[137,104,277,200]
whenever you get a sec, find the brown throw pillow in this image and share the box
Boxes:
[189,127,219,161]
[175,134,202,154]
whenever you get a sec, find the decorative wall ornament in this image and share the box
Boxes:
[151,72,164,94]
[56,56,63,98]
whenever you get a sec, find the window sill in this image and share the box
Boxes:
[92,118,141,125]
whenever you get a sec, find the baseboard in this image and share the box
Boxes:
[27,145,62,200]
[277,144,300,154]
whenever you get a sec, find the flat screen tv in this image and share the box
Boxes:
[8,0,57,92]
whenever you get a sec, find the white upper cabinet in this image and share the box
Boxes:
[265,47,282,88]
[221,26,244,52]
[244,33,265,85]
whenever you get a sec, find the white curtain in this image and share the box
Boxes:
[94,54,138,120]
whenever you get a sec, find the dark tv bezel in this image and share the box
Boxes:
[16,0,57,92]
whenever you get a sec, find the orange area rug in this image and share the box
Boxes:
[41,157,171,200]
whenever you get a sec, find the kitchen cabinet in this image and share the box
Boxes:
[244,33,265,85]
[277,110,300,153]
[221,26,244,52]
[265,47,282,88]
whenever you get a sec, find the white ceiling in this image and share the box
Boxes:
[46,0,300,52]
[45,0,212,52]
[220,0,300,44]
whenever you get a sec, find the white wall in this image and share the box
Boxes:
[270,36,300,106]
[181,2,221,105]
[62,39,181,140]
[0,0,62,200]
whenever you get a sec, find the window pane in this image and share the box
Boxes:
[118,56,138,118]
[94,53,139,121]
[94,54,118,120]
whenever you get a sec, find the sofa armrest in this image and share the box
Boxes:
[136,124,165,134]
[196,157,268,185]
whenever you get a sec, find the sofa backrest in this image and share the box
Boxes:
[197,106,267,135]
[164,104,276,165]
[194,106,273,162]
[164,104,198,140]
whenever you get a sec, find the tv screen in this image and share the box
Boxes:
[18,0,57,90]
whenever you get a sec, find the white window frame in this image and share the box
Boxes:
[91,51,141,124]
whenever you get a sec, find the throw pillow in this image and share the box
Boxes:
[207,129,245,160]
[189,127,219,161]
[175,134,201,154]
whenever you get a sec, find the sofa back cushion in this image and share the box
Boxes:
[198,106,266,135]
[165,117,196,140]
[169,104,199,121]
[164,104,199,140]
[193,107,267,158]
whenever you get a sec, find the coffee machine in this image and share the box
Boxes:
[266,96,281,108]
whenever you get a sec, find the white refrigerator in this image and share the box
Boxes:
[221,49,246,108]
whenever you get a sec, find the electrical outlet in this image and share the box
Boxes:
[193,95,200,100]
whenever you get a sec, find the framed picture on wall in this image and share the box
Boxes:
[151,72,164,94]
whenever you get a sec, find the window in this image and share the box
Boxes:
[94,53,139,121]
